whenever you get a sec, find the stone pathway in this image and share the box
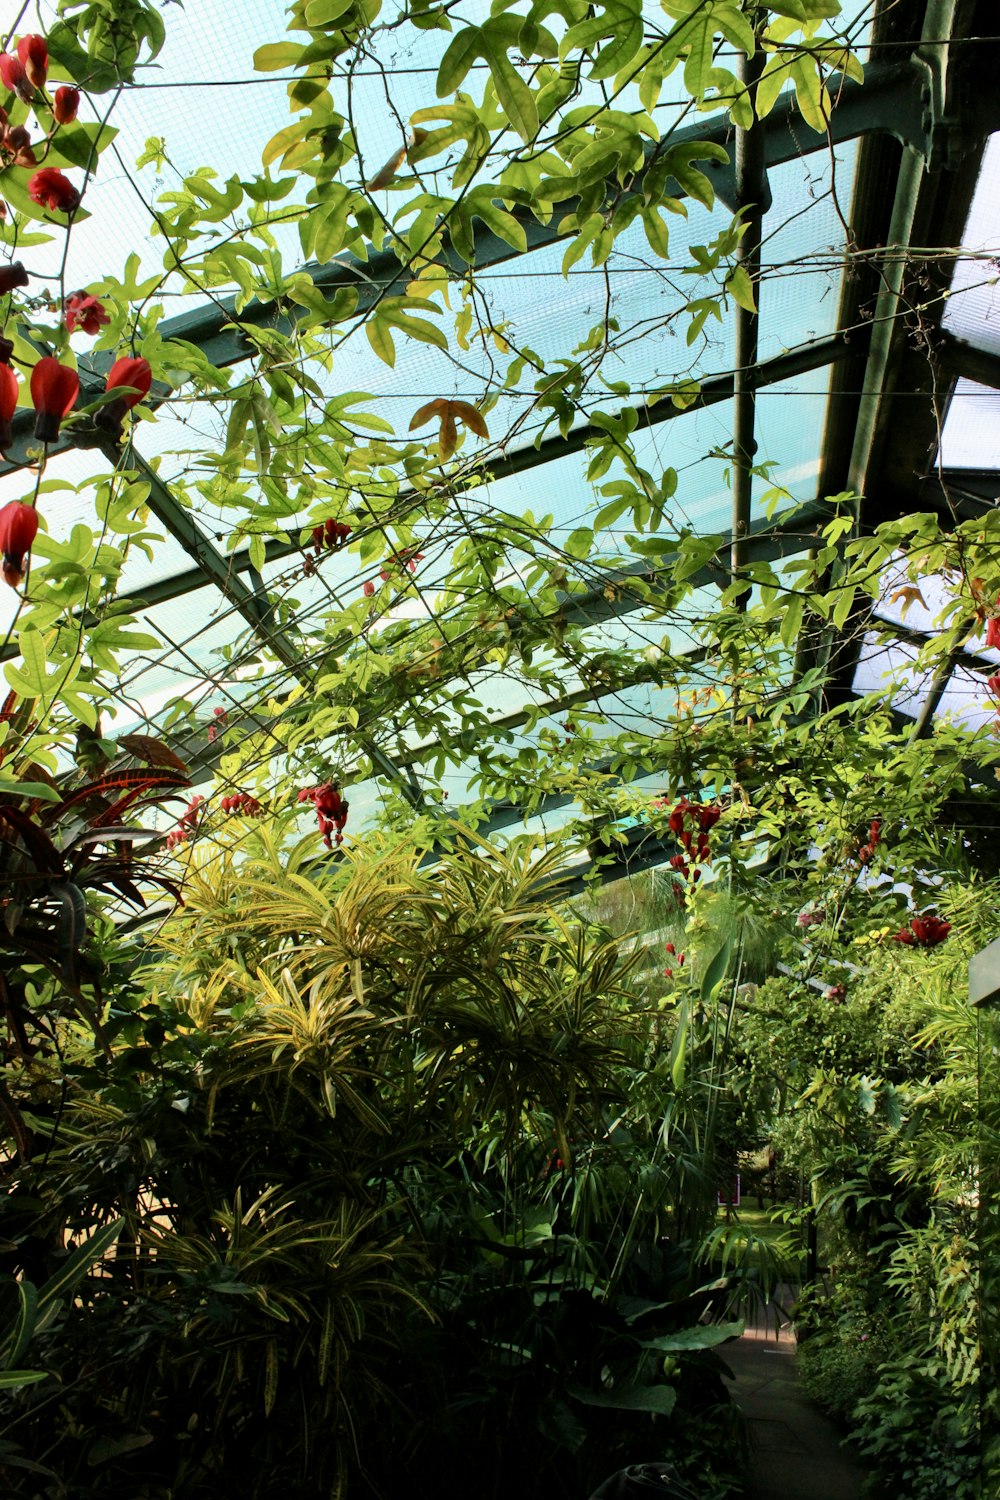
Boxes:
[723,1294,870,1500]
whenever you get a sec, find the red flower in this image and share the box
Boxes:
[166,795,204,849]
[988,673,1000,700]
[893,913,951,948]
[0,54,33,104]
[0,262,25,294]
[298,783,349,847]
[28,168,80,214]
[987,614,1000,652]
[30,357,78,443]
[94,355,151,438]
[362,580,375,597]
[3,124,35,167]
[52,86,79,125]
[65,292,109,336]
[15,35,47,92]
[0,500,38,588]
[221,792,263,817]
[0,361,18,452]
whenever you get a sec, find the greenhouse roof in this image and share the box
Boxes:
[1,0,1000,878]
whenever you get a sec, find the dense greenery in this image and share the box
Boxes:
[0,0,996,1496]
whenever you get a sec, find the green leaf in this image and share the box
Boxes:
[304,0,357,24]
[437,28,482,96]
[780,591,804,651]
[571,1383,677,1415]
[37,1219,125,1311]
[0,778,62,803]
[641,1320,744,1352]
[4,1281,38,1368]
[481,27,539,144]
[700,935,732,1002]
[366,317,396,367]
[253,41,306,71]
[0,1370,47,1389]
[727,263,756,312]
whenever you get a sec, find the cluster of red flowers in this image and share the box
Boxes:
[858,818,881,866]
[165,795,204,850]
[298,783,349,847]
[220,792,263,817]
[893,913,951,948]
[0,35,81,202]
[0,35,48,103]
[379,546,424,582]
[663,940,686,979]
[311,518,351,554]
[665,797,722,887]
[0,351,151,584]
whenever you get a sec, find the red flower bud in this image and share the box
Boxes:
[363,580,375,597]
[15,35,47,92]
[95,355,151,439]
[0,263,24,297]
[30,356,79,443]
[987,613,1000,652]
[28,168,80,214]
[5,125,35,167]
[0,500,39,588]
[52,85,79,125]
[0,53,33,104]
[0,361,18,451]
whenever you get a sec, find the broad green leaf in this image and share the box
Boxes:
[571,1383,677,1415]
[304,0,357,24]
[0,1371,47,1389]
[640,1320,744,1352]
[254,41,306,71]
[0,778,62,803]
[437,28,482,95]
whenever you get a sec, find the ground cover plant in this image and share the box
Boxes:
[0,0,997,1495]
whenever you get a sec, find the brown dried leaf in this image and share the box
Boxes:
[118,735,190,773]
[450,400,489,440]
[365,144,407,192]
[888,585,927,617]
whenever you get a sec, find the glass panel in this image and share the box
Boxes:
[942,132,1000,357]
[939,379,1000,470]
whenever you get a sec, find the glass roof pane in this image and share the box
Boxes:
[942,131,1000,357]
[939,379,1000,470]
